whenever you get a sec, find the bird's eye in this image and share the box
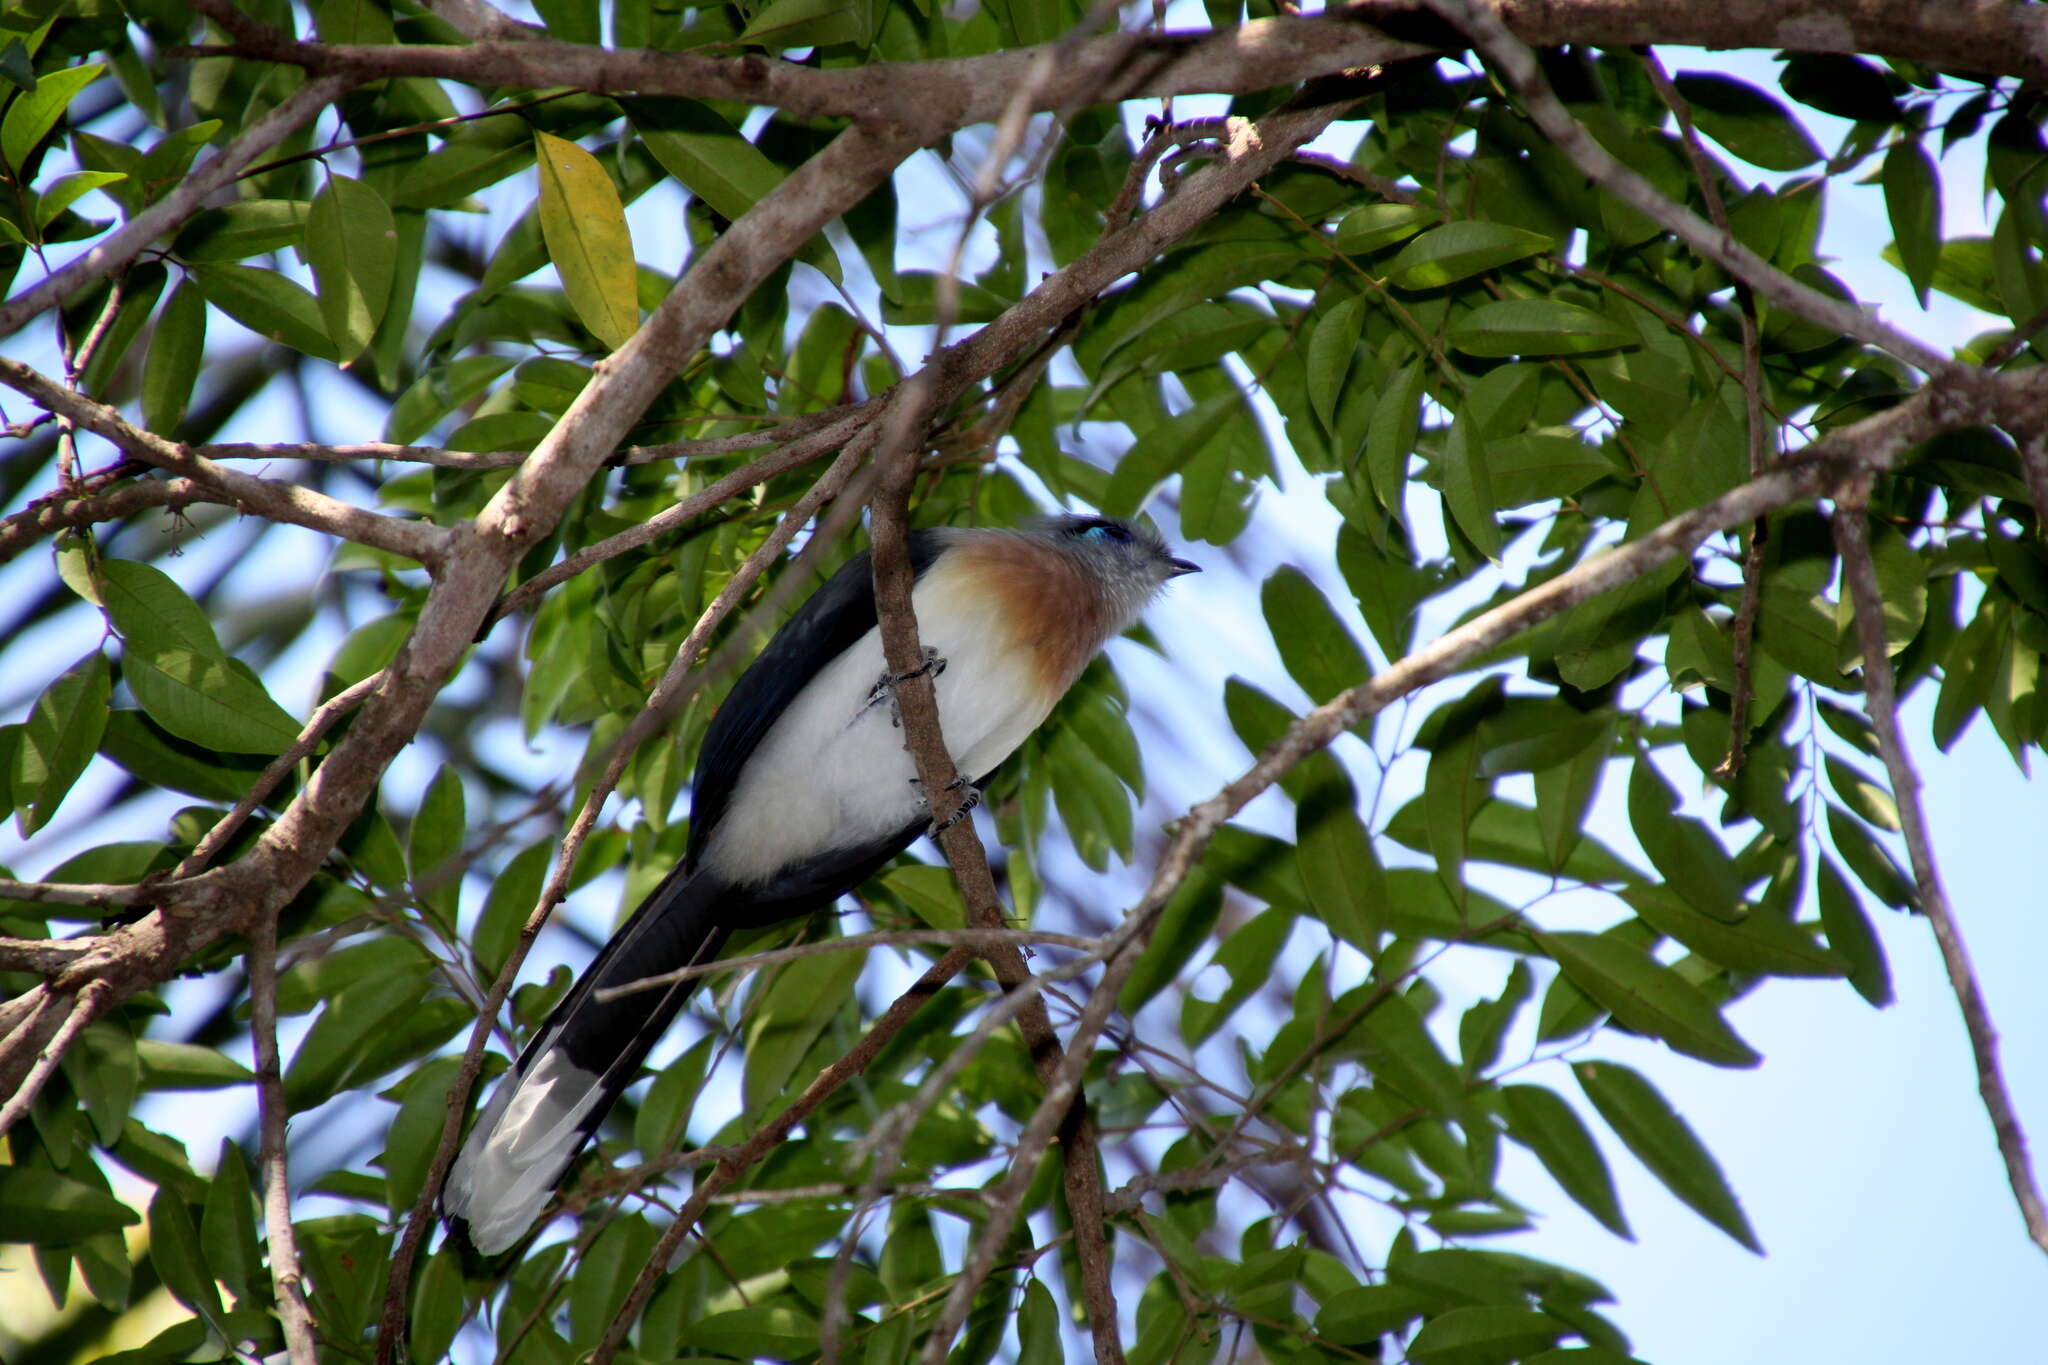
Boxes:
[1081,522,1132,543]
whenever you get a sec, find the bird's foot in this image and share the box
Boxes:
[913,775,981,837]
[867,646,947,725]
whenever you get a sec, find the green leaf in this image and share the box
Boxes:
[1408,1305,1569,1365]
[1182,908,1294,1045]
[62,1019,138,1146]
[190,261,336,361]
[1619,885,1844,979]
[1317,1282,1439,1343]
[0,1166,140,1244]
[534,130,639,351]
[1295,773,1383,954]
[1304,293,1366,432]
[1,61,103,169]
[384,1057,461,1217]
[1575,1060,1761,1251]
[1673,72,1822,170]
[149,1186,226,1322]
[681,1303,824,1360]
[735,0,863,47]
[1335,202,1434,255]
[1103,391,1242,519]
[13,650,108,834]
[880,862,966,930]
[743,942,862,1114]
[102,560,301,755]
[1816,854,1893,1006]
[1882,139,1941,308]
[199,1141,263,1306]
[33,169,124,231]
[408,764,467,922]
[1826,802,1915,909]
[172,199,311,261]
[305,173,396,365]
[284,969,429,1110]
[1362,359,1424,518]
[1263,565,1369,704]
[1534,930,1762,1068]
[137,1039,255,1090]
[1018,1277,1061,1365]
[1448,300,1632,358]
[1386,221,1553,289]
[142,280,207,434]
[1625,757,1745,924]
[1503,1084,1629,1236]
[1439,411,1503,559]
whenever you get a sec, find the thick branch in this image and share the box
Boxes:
[189,4,2048,128]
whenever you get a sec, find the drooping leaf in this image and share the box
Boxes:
[1575,1060,1762,1252]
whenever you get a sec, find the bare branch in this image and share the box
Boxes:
[0,476,211,567]
[181,4,2048,128]
[0,357,450,569]
[0,878,154,909]
[0,935,97,974]
[247,911,319,1365]
[1833,495,2048,1257]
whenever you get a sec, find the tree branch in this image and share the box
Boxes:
[1833,492,2048,1257]
[590,947,981,1365]
[0,357,450,569]
[184,4,2048,128]
[0,73,356,336]
[1426,0,1948,373]
[246,910,319,1365]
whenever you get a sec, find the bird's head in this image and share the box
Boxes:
[1031,513,1200,630]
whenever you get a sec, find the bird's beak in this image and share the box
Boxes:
[1167,556,1201,577]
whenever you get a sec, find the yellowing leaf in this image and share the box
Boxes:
[534,131,639,351]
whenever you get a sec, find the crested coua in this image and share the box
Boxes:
[443,513,1198,1254]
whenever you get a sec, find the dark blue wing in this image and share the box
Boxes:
[685,530,946,868]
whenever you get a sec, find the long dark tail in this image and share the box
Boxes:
[443,864,730,1255]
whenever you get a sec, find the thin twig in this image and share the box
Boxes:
[174,673,386,879]
[0,878,154,908]
[592,925,1107,1000]
[1833,492,2048,1256]
[1427,0,1946,373]
[247,912,319,1364]
[590,949,980,1365]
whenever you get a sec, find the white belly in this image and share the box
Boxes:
[699,558,1051,888]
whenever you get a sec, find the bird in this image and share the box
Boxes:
[442,512,1199,1254]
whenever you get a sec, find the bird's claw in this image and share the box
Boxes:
[867,646,947,725]
[912,775,981,837]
